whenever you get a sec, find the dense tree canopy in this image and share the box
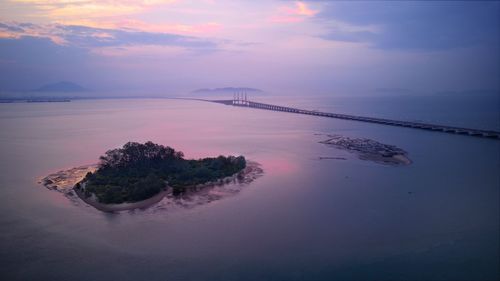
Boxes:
[76,142,246,204]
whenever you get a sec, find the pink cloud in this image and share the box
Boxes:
[289,1,318,17]
[115,20,223,35]
[51,18,222,37]
[269,16,303,24]
[270,1,318,24]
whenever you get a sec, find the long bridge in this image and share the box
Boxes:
[207,94,500,139]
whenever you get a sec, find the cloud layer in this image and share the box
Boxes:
[0,22,217,49]
[0,1,498,94]
[316,1,500,50]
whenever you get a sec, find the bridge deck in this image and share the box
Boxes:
[210,99,500,139]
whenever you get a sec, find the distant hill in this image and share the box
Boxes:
[35,81,88,92]
[192,87,263,94]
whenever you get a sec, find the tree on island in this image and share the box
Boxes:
[77,142,246,204]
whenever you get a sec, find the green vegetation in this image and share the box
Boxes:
[76,141,246,204]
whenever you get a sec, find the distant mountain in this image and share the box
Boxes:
[192,87,263,94]
[35,81,88,92]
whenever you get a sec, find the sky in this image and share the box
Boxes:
[0,0,499,96]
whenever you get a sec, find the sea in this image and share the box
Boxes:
[0,95,498,280]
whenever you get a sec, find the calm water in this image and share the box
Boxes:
[0,97,498,280]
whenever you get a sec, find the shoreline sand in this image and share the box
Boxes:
[75,186,169,212]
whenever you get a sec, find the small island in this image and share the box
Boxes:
[73,142,247,210]
[319,134,411,165]
[38,141,260,212]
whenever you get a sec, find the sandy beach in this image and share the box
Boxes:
[74,185,169,212]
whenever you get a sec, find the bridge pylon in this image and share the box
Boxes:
[232,90,250,106]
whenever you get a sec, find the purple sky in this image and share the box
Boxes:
[0,1,499,96]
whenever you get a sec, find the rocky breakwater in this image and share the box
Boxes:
[320,134,411,166]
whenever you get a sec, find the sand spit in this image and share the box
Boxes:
[38,165,97,193]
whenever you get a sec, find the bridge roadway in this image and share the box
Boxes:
[210,99,500,139]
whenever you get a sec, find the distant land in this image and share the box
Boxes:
[192,87,264,94]
[34,81,88,93]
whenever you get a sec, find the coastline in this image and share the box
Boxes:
[43,161,262,213]
[75,186,169,212]
[38,165,97,192]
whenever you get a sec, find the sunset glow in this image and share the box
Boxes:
[0,1,498,95]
